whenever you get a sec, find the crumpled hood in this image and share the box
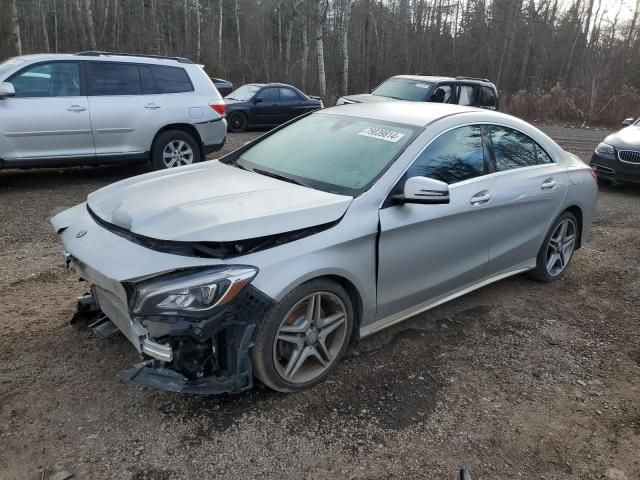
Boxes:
[343,94,397,104]
[605,126,640,149]
[87,161,352,242]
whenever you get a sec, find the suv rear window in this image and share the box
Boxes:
[150,65,193,93]
[88,62,141,96]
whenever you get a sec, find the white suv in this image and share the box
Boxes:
[0,52,227,170]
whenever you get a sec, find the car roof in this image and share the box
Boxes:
[389,74,496,87]
[320,102,506,127]
[12,53,195,67]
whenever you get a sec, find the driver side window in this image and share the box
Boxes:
[407,126,486,185]
[10,62,81,98]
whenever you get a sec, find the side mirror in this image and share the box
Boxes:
[622,117,634,126]
[394,176,450,205]
[253,96,263,104]
[0,82,15,99]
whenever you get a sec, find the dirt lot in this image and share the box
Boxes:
[0,126,638,480]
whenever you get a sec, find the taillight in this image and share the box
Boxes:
[589,167,597,182]
[209,100,226,118]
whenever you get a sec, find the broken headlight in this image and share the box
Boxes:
[132,266,258,318]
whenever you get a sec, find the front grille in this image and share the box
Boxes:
[618,150,640,164]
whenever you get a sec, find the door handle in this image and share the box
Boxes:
[144,103,162,110]
[67,105,87,112]
[541,178,556,190]
[470,191,492,205]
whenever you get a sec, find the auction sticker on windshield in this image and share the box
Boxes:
[358,127,406,143]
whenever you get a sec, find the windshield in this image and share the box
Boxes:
[372,78,432,101]
[226,84,261,101]
[0,58,24,78]
[235,114,418,195]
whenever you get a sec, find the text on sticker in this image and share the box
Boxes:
[358,127,406,143]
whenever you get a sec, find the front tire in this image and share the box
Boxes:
[151,130,201,170]
[529,211,578,283]
[227,112,248,133]
[252,279,354,392]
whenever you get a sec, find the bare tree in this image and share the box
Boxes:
[84,0,97,49]
[11,0,23,55]
[341,0,352,95]
[315,0,327,96]
[235,0,242,58]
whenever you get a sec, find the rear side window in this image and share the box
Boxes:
[458,85,477,106]
[10,62,80,97]
[280,87,301,101]
[478,86,497,109]
[150,65,193,93]
[407,126,486,184]
[88,62,141,96]
[489,126,553,170]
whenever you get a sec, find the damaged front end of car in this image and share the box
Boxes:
[69,258,273,395]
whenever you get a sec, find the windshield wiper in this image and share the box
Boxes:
[251,168,307,187]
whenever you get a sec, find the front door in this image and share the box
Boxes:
[377,125,496,319]
[252,87,282,125]
[0,61,94,163]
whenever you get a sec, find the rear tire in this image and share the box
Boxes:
[227,112,248,133]
[151,130,201,170]
[252,279,354,393]
[528,211,578,283]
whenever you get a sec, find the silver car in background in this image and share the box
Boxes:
[0,52,227,170]
[51,102,598,394]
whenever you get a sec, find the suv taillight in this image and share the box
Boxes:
[209,100,226,117]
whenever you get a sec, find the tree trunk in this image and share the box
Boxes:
[195,0,201,62]
[11,0,23,55]
[301,24,309,91]
[184,0,189,55]
[85,0,97,50]
[41,0,51,52]
[218,0,223,67]
[235,0,242,58]
[341,0,352,95]
[315,0,327,97]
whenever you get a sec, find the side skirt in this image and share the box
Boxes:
[360,259,535,337]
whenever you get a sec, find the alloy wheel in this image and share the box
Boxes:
[272,292,348,385]
[162,140,194,168]
[546,218,577,276]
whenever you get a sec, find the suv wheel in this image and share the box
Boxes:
[252,279,354,392]
[152,130,201,170]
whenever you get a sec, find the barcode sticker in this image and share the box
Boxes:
[415,83,430,89]
[358,127,406,143]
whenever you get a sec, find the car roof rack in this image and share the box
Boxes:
[75,51,194,64]
[455,76,492,83]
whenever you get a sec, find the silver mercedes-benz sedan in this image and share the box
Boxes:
[51,102,598,394]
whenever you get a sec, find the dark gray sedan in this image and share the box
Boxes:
[224,83,323,132]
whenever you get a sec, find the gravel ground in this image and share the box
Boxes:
[0,126,639,480]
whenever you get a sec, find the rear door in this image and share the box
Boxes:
[87,62,193,158]
[279,87,311,121]
[377,125,496,319]
[0,61,94,163]
[483,125,568,275]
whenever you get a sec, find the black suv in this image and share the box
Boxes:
[336,75,499,110]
